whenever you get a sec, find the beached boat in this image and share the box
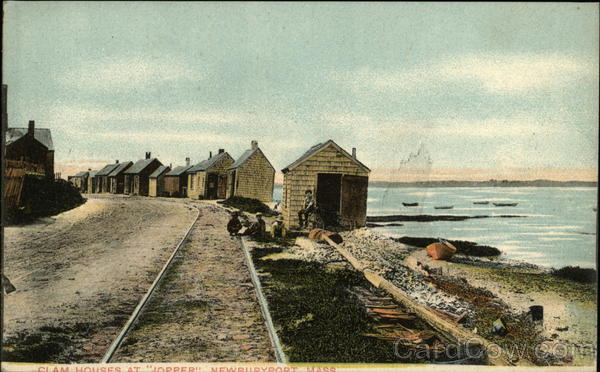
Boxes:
[402,202,419,207]
[426,239,457,260]
[493,202,518,207]
[434,206,453,210]
[473,201,489,205]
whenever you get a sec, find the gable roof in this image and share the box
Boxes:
[88,170,98,177]
[230,147,275,171]
[124,158,161,174]
[188,151,232,173]
[108,161,133,177]
[165,165,192,176]
[96,162,121,176]
[73,171,89,178]
[149,165,171,178]
[6,127,54,151]
[281,139,370,173]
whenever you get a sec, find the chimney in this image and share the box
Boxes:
[251,140,258,150]
[88,168,92,171]
[352,147,356,160]
[218,148,224,154]
[28,120,35,135]
[185,157,190,166]
[115,160,119,164]
[209,151,212,158]
[145,152,151,159]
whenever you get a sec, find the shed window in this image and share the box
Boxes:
[190,174,195,189]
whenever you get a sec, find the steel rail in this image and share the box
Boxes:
[240,237,287,363]
[100,202,201,363]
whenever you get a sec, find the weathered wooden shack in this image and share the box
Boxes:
[123,153,163,196]
[69,171,89,193]
[108,161,133,194]
[5,120,54,178]
[187,149,234,200]
[226,140,275,203]
[87,170,98,193]
[148,165,171,197]
[95,161,121,193]
[163,158,192,197]
[281,139,370,229]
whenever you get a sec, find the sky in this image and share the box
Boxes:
[3,2,599,182]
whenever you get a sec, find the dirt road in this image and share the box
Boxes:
[2,196,197,362]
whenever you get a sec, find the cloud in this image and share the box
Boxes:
[55,56,205,92]
[333,53,594,95]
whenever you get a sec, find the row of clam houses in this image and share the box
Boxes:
[69,140,275,204]
[70,139,371,229]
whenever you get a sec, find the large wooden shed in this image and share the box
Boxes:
[187,149,234,200]
[69,171,89,193]
[281,140,370,229]
[164,158,192,197]
[108,161,133,194]
[226,140,275,204]
[95,161,121,193]
[5,120,54,178]
[149,165,171,197]
[124,153,163,196]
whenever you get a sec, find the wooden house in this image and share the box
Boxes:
[123,152,163,196]
[108,161,133,194]
[95,161,121,193]
[87,170,98,193]
[187,149,234,200]
[164,158,192,197]
[69,171,89,193]
[5,120,54,178]
[281,140,370,229]
[149,165,171,197]
[226,140,275,203]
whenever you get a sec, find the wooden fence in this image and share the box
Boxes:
[4,166,26,210]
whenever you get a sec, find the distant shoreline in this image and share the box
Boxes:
[367,180,597,188]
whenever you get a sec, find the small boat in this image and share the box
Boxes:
[493,202,518,207]
[473,201,489,205]
[426,239,457,260]
[402,202,419,207]
[434,206,453,210]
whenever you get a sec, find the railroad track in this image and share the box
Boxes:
[100,202,201,363]
[99,201,283,363]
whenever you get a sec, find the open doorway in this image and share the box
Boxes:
[316,173,342,226]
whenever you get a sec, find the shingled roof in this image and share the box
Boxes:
[6,127,54,151]
[149,165,171,178]
[73,171,89,178]
[124,158,160,174]
[281,139,370,173]
[188,151,231,173]
[230,147,275,170]
[165,165,192,176]
[96,162,120,176]
[108,161,133,177]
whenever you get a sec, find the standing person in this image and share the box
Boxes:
[298,190,316,228]
[227,211,243,236]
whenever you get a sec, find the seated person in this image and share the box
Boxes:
[227,212,243,236]
[297,190,316,228]
[270,216,287,239]
[245,213,266,237]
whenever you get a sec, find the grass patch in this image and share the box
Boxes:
[551,266,597,284]
[252,247,457,363]
[218,196,274,215]
[396,237,501,257]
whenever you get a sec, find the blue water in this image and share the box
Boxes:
[273,186,597,268]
